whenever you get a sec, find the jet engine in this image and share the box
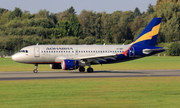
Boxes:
[50,64,62,69]
[61,59,79,70]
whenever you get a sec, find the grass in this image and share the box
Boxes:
[0,77,180,108]
[0,57,180,107]
[0,56,180,72]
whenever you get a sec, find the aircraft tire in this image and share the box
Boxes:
[33,69,38,73]
[87,68,94,73]
[79,67,85,72]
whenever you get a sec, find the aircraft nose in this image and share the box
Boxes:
[12,54,20,62]
[11,54,17,61]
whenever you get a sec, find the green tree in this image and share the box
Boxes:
[78,10,98,38]
[84,36,96,44]
[69,14,82,36]
[56,20,70,36]
[130,16,143,39]
[155,1,180,42]
[55,37,78,44]
[101,12,114,43]
[147,4,154,14]
[27,18,55,28]
[168,42,180,56]
[49,13,58,24]
[35,9,50,19]
[133,7,141,18]
[66,6,76,14]
[116,11,134,43]
[9,7,22,19]
[0,8,8,15]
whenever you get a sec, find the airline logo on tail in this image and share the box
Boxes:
[132,18,162,46]
[123,18,162,56]
[132,24,161,45]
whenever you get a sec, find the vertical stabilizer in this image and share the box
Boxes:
[132,18,162,46]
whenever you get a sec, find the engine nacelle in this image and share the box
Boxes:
[50,64,62,69]
[61,59,79,70]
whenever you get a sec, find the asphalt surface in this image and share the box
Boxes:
[1,70,180,80]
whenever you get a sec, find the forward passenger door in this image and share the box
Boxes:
[34,47,40,57]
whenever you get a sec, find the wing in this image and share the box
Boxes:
[76,54,117,64]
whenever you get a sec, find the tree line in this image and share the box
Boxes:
[0,0,180,55]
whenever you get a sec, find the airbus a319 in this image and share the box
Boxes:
[12,18,166,73]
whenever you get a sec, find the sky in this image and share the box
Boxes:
[0,0,157,14]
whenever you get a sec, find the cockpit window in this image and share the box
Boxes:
[18,50,28,53]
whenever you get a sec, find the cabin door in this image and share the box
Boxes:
[34,47,40,57]
[129,47,135,57]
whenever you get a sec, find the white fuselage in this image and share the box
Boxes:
[12,45,131,64]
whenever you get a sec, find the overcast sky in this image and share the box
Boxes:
[0,0,157,14]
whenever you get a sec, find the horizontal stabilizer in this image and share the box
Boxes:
[143,48,167,54]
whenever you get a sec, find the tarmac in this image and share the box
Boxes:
[1,70,180,80]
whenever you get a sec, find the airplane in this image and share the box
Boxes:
[12,18,166,73]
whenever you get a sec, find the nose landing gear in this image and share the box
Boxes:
[33,64,38,73]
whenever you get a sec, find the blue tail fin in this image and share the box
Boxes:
[132,18,162,46]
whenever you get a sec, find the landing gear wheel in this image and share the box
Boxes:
[33,64,38,73]
[87,68,94,73]
[33,69,38,73]
[79,67,85,72]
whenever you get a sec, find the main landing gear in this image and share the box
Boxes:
[33,64,38,73]
[79,67,85,72]
[87,67,94,73]
[79,66,94,73]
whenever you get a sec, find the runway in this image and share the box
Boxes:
[1,70,180,80]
